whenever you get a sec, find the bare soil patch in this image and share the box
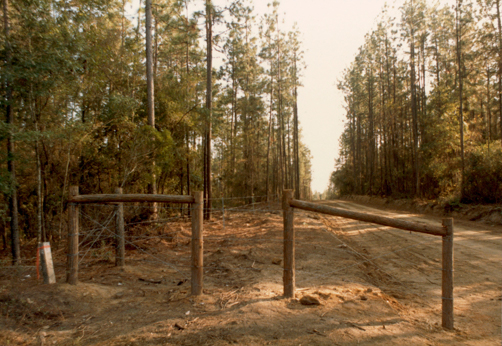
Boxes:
[0,201,500,345]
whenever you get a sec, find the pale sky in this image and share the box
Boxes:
[248,0,453,193]
[249,0,399,193]
[127,0,453,193]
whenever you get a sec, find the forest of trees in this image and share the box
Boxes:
[331,0,502,204]
[0,0,312,262]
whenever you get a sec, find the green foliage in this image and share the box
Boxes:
[0,0,312,244]
[332,0,501,204]
[462,144,502,203]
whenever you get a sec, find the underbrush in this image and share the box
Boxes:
[461,146,502,204]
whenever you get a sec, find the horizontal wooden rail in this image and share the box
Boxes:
[284,193,453,330]
[67,186,204,296]
[289,199,446,237]
[69,194,195,204]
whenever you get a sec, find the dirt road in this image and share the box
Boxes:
[315,199,502,345]
[0,200,500,345]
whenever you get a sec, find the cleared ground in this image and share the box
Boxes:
[0,200,500,345]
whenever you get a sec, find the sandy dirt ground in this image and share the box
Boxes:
[0,200,501,345]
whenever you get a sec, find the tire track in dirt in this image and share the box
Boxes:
[322,200,502,291]
[333,218,443,282]
[327,200,502,266]
[314,199,502,345]
[317,212,441,311]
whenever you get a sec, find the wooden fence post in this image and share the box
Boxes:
[67,186,79,285]
[191,191,203,295]
[39,242,56,284]
[442,218,454,330]
[115,188,125,267]
[283,189,295,298]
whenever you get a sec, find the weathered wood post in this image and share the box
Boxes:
[115,188,125,267]
[39,242,56,284]
[67,186,79,285]
[191,191,203,295]
[283,189,295,298]
[442,218,454,330]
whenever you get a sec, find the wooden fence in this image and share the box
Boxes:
[66,186,454,330]
[67,186,204,296]
[281,190,454,330]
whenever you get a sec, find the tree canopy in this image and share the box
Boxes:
[0,0,312,259]
[331,0,502,204]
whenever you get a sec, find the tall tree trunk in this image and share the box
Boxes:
[275,15,285,191]
[368,67,375,195]
[410,12,420,197]
[154,14,158,76]
[293,83,300,199]
[35,123,44,243]
[146,0,155,129]
[401,108,406,194]
[185,6,191,208]
[204,0,212,220]
[421,37,427,141]
[456,0,465,194]
[356,105,362,194]
[496,0,502,139]
[3,0,19,265]
[277,76,284,191]
[266,74,273,201]
[145,0,157,218]
[487,65,492,151]
[379,64,388,195]
[350,104,356,193]
[286,113,291,190]
[231,61,237,175]
[292,53,300,198]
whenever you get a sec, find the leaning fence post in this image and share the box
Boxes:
[191,191,203,295]
[442,218,454,330]
[115,188,125,267]
[67,186,79,285]
[283,189,295,298]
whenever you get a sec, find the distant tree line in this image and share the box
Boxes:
[332,0,502,204]
[0,0,312,263]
